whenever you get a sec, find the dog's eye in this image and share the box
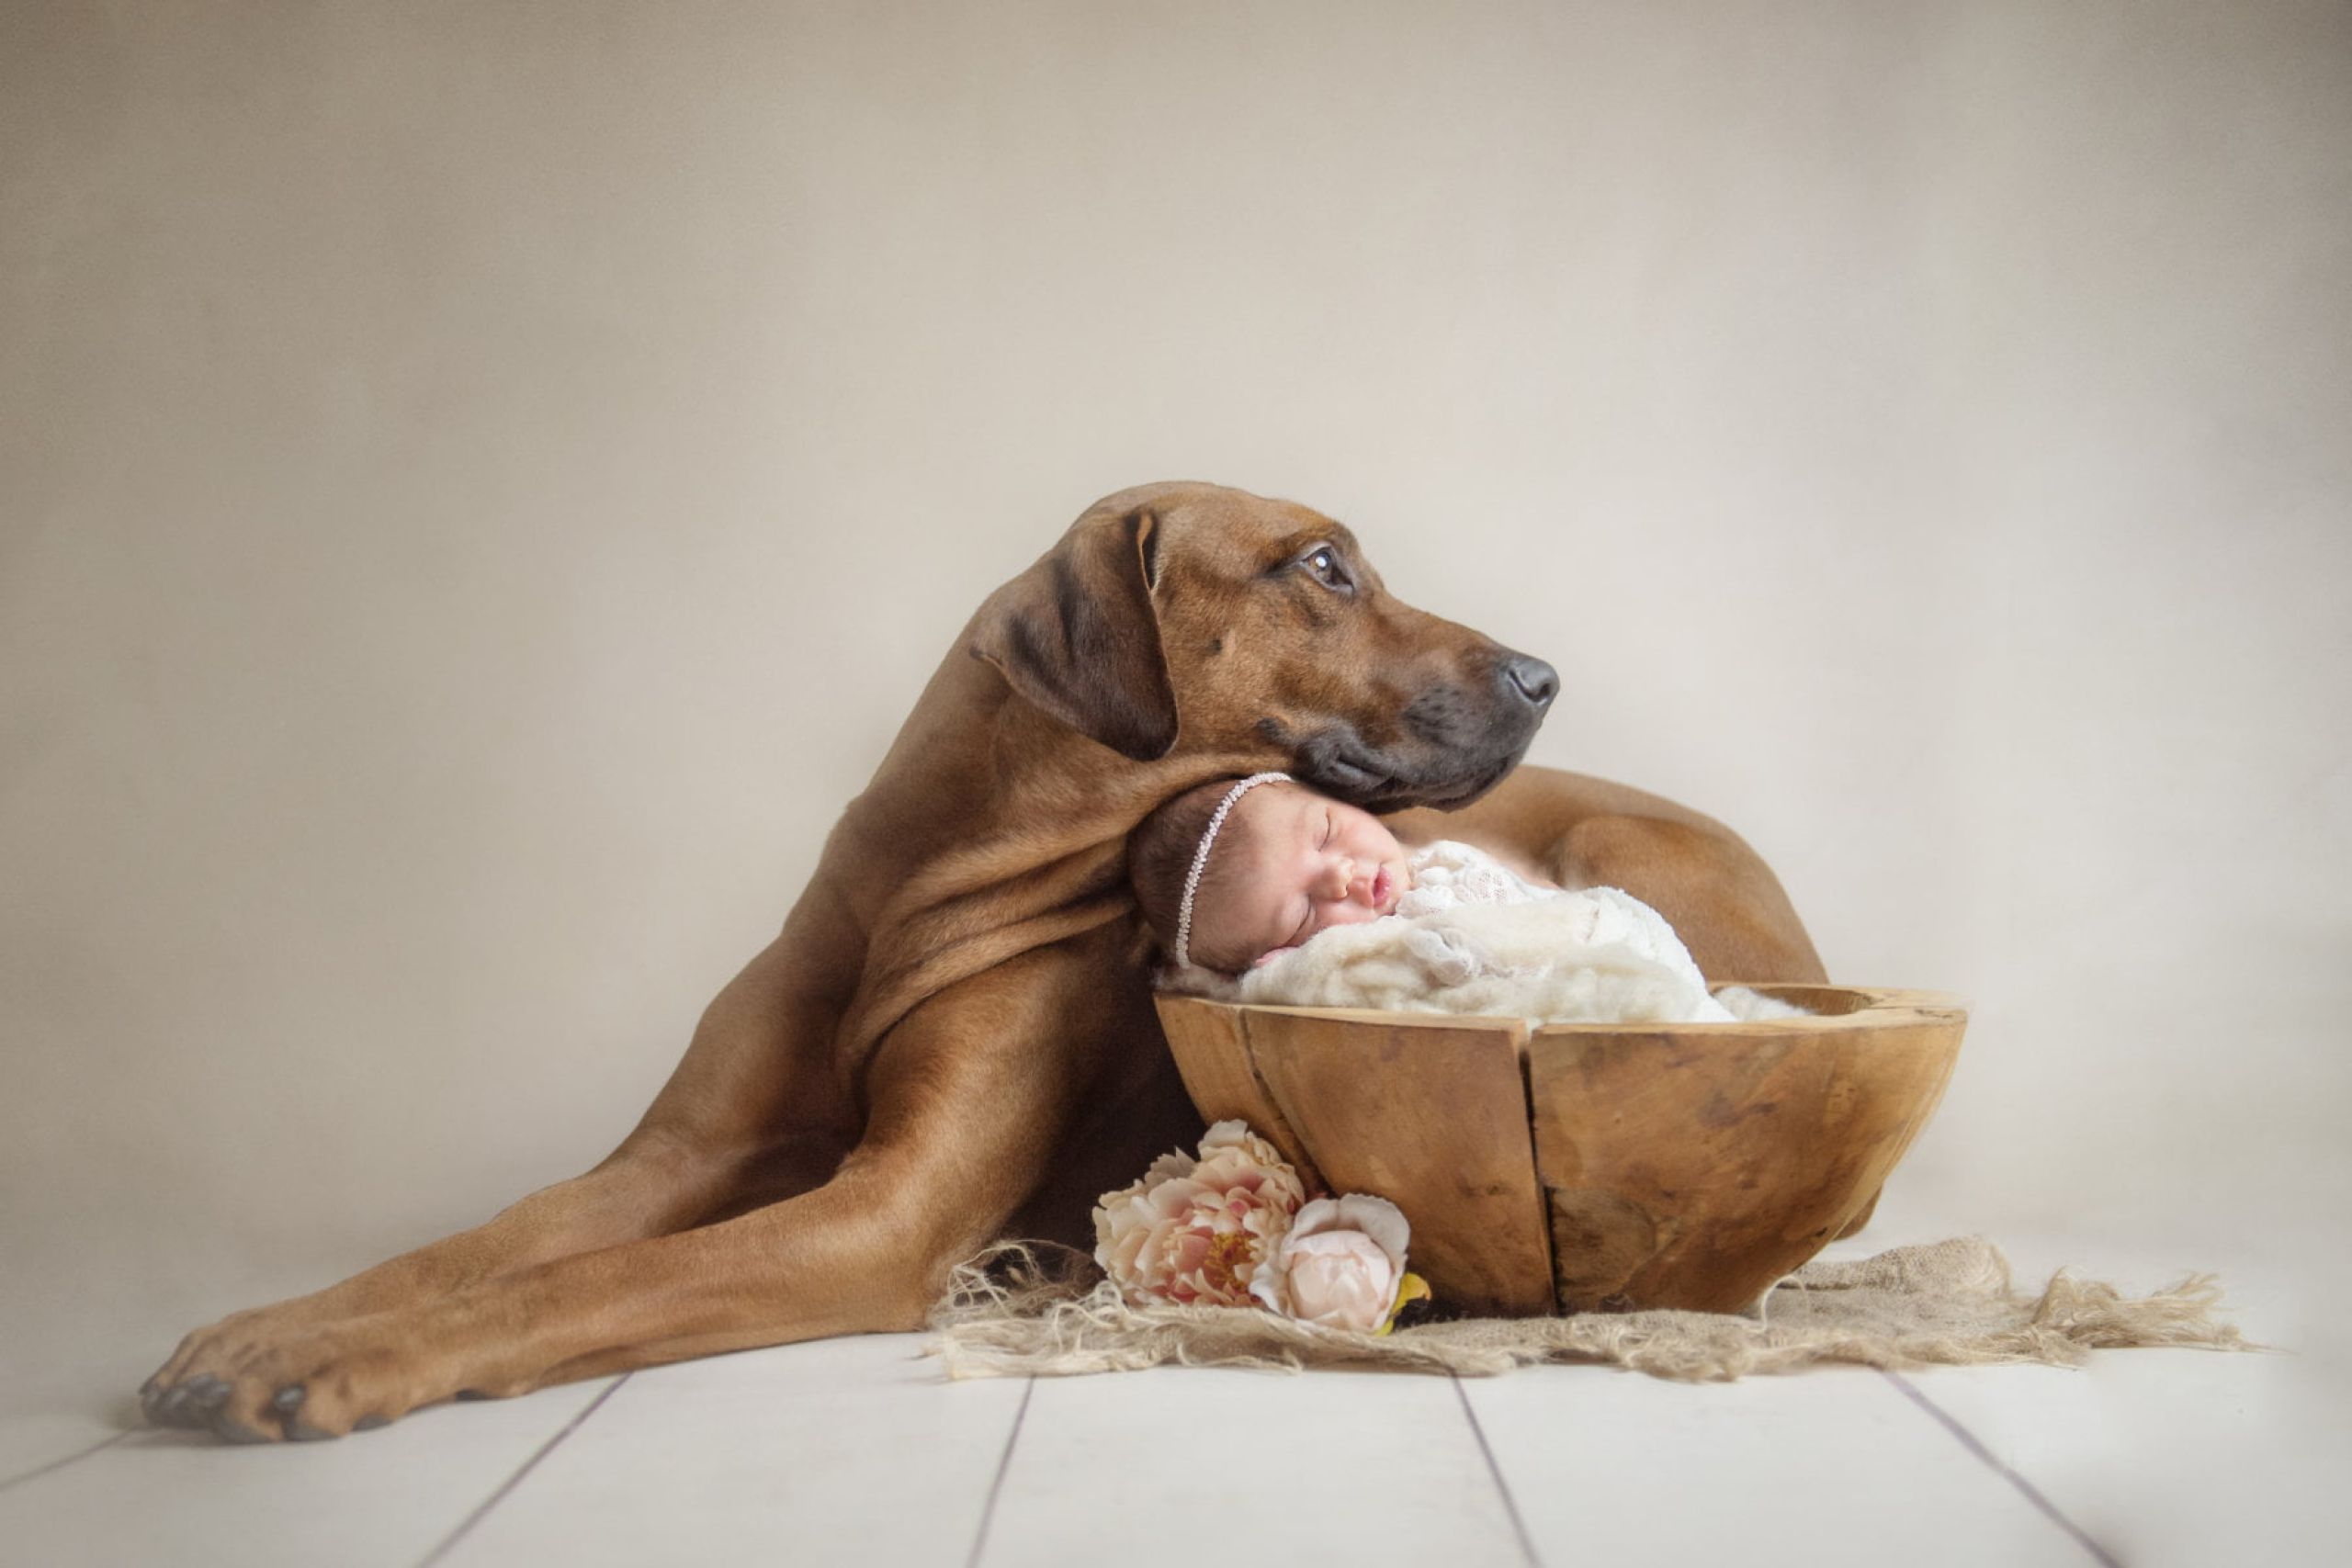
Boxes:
[1299,546,1352,592]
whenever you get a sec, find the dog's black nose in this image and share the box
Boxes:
[1503,654,1558,709]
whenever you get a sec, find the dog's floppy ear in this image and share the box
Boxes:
[970,504,1178,761]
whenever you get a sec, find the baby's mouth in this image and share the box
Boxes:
[1372,864,1397,913]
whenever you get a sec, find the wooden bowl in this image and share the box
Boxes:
[1154,984,1965,1317]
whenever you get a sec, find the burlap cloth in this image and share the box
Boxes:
[928,1236,2249,1381]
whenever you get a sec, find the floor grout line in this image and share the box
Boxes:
[964,1376,1035,1568]
[1879,1370,2122,1568]
[0,1432,130,1495]
[1452,1375,1544,1568]
[413,1373,632,1568]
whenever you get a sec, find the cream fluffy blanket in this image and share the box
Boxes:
[1179,841,1806,1025]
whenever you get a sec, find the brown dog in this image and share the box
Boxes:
[139,480,1825,1441]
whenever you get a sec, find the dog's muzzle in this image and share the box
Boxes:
[1293,651,1558,813]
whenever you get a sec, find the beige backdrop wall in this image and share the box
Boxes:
[6,1,2347,1408]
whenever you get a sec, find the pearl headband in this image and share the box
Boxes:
[1171,772,1291,972]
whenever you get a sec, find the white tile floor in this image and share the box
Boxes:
[3,1218,2337,1568]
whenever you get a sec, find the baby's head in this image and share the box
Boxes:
[1130,773,1414,975]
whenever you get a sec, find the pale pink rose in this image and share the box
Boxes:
[1092,1120,1308,1307]
[1250,1193,1412,1333]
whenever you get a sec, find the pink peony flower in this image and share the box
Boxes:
[1093,1121,1308,1307]
[1250,1193,1416,1333]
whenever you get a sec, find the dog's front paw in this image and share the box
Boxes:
[141,1312,438,1442]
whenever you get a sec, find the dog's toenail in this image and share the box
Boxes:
[354,1414,389,1431]
[159,1377,224,1426]
[270,1384,305,1413]
[211,1414,275,1445]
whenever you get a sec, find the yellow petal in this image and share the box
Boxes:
[1375,1272,1432,1336]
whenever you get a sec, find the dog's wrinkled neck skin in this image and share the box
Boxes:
[829,645,1274,1095]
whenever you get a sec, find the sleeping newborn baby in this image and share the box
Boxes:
[1130,773,1799,1024]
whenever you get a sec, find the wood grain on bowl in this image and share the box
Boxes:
[1154,985,1965,1319]
[1247,1010,1555,1316]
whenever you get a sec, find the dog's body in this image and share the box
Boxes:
[141,482,1826,1442]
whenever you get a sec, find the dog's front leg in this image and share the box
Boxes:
[165,937,1125,1441]
[141,889,866,1435]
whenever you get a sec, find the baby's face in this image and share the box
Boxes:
[1203,784,1413,968]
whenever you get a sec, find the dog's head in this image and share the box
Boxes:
[970,481,1555,811]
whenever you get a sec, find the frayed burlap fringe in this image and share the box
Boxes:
[927,1236,2249,1382]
